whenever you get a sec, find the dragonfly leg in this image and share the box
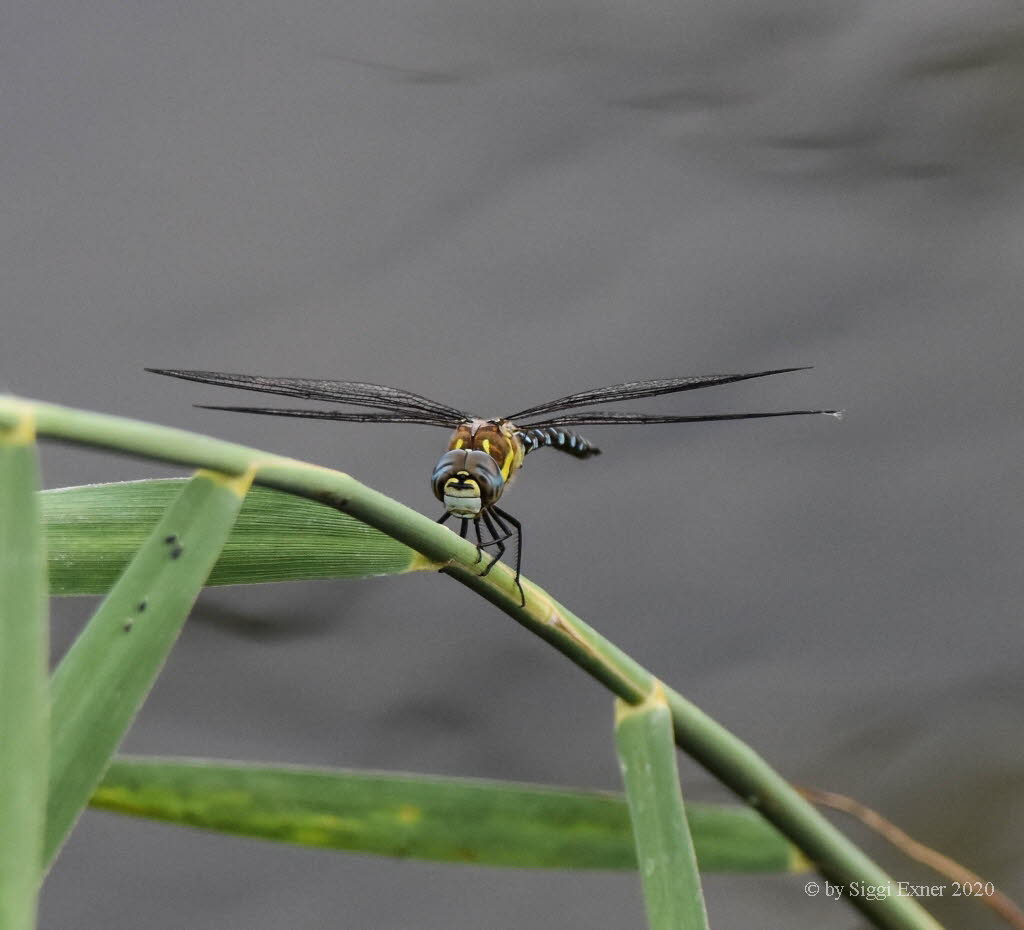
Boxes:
[471,517,487,564]
[439,512,483,564]
[461,517,486,563]
[477,525,513,546]
[491,506,524,606]
[479,510,505,577]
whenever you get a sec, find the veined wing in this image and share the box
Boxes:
[517,409,841,428]
[147,368,469,425]
[503,367,810,421]
[193,405,460,426]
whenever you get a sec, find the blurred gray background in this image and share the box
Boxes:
[4,1,1023,927]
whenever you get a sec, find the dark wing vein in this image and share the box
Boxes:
[147,368,469,422]
[518,410,840,428]
[194,405,458,426]
[503,367,811,421]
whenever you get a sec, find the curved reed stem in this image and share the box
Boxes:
[0,395,944,930]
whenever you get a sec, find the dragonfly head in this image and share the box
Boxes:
[432,449,505,517]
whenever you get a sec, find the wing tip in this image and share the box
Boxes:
[759,365,813,376]
[146,367,198,378]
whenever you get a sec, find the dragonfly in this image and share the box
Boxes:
[148,366,838,604]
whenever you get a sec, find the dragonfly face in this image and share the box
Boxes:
[431,449,503,516]
[432,419,526,517]
[147,365,838,607]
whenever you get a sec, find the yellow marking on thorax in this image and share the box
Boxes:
[500,444,516,481]
[482,438,491,454]
[454,438,464,449]
[502,425,526,482]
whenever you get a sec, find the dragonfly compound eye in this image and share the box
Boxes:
[431,450,505,515]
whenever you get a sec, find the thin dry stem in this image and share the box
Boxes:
[798,786,1024,930]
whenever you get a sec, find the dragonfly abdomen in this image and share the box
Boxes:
[516,427,600,459]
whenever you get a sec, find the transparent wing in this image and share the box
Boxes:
[518,409,841,428]
[193,405,459,426]
[503,367,810,421]
[147,368,469,423]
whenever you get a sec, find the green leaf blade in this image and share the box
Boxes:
[45,471,252,866]
[0,414,49,930]
[91,756,803,873]
[616,689,710,930]
[42,480,423,595]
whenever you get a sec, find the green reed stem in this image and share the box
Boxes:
[616,685,710,930]
[0,409,48,930]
